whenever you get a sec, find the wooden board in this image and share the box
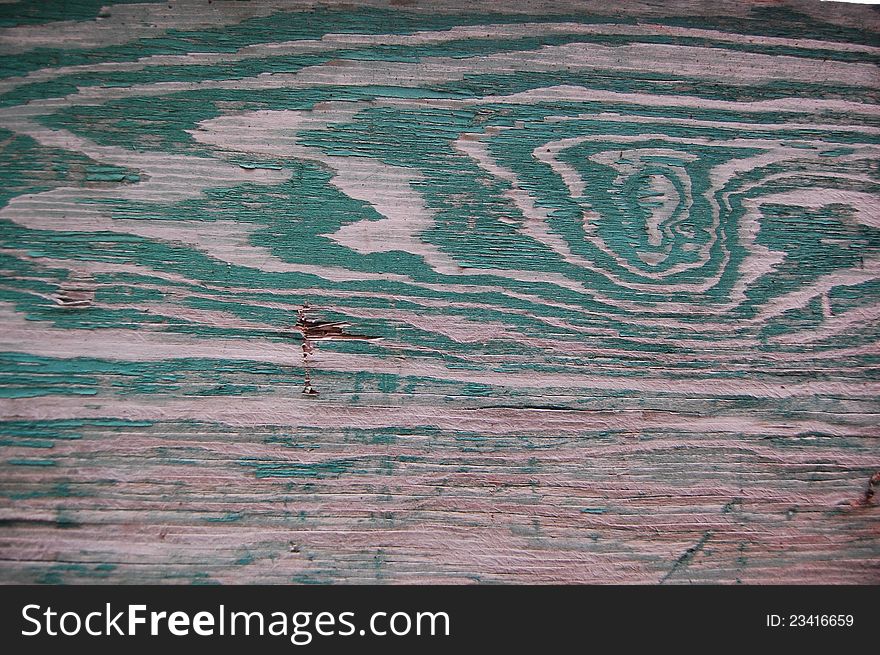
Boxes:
[0,0,878,584]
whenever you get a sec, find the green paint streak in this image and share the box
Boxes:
[206,512,244,523]
[243,458,355,479]
[7,458,56,466]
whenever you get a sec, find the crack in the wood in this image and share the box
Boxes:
[660,530,712,584]
[293,302,381,395]
[52,272,95,309]
[857,471,880,507]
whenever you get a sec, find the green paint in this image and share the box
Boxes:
[7,458,56,466]
[207,512,244,523]
[244,458,355,479]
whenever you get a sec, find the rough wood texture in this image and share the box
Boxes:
[0,0,878,584]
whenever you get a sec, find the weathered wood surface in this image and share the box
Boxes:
[0,0,878,584]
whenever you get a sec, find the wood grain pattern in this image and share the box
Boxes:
[0,0,878,584]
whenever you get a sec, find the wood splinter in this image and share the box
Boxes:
[293,303,381,395]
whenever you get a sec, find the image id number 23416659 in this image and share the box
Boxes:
[766,615,854,628]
